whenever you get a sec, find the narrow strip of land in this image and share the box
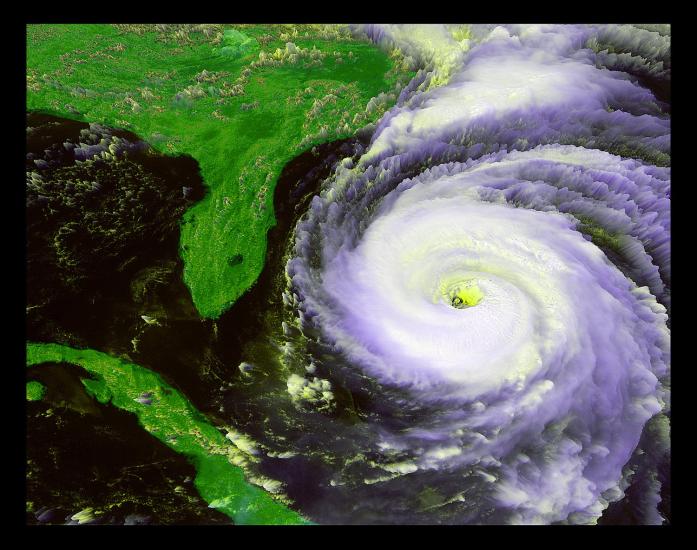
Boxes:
[26,342,311,525]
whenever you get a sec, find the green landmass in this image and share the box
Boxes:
[26,342,311,525]
[27,23,413,318]
[26,380,46,401]
[575,215,623,254]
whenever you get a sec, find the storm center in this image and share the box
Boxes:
[446,280,484,309]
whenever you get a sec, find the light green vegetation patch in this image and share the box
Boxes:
[575,215,623,254]
[27,23,414,319]
[26,380,46,401]
[26,342,311,525]
[218,29,257,59]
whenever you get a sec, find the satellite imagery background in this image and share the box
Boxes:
[25,23,671,525]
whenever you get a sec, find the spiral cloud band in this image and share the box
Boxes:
[272,24,670,524]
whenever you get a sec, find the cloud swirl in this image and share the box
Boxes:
[266,24,670,524]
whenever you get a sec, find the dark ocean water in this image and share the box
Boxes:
[26,113,667,525]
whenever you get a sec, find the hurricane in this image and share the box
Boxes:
[220,24,671,525]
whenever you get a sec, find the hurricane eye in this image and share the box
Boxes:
[447,281,483,309]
